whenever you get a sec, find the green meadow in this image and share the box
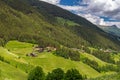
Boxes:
[0,41,119,80]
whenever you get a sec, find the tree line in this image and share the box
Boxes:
[28,66,85,80]
[83,47,115,64]
[82,57,119,72]
[53,47,80,61]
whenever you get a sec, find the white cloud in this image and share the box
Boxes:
[84,0,120,28]
[78,13,107,25]
[40,0,60,4]
[58,5,83,11]
[78,13,120,28]
[83,0,120,20]
[89,0,119,11]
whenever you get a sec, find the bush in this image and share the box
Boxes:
[0,56,4,61]
[65,69,83,80]
[28,66,45,80]
[46,68,64,80]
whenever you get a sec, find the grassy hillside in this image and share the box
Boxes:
[0,47,33,73]
[89,73,120,80]
[0,61,27,80]
[24,53,101,78]
[1,40,120,80]
[4,41,101,78]
[5,41,35,56]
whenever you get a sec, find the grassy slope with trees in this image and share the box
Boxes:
[1,41,120,80]
[1,41,100,78]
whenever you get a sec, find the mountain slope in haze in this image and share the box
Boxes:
[0,0,120,51]
[98,25,120,37]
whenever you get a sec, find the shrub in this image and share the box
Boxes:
[46,68,64,80]
[28,66,45,80]
[65,69,83,80]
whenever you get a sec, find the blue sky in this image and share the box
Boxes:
[40,0,120,28]
[60,0,88,6]
[60,0,82,6]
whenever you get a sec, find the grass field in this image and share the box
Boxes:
[2,41,102,78]
[24,53,101,78]
[0,47,33,73]
[5,41,35,56]
[89,73,120,80]
[0,61,27,80]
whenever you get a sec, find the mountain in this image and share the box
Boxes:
[0,0,120,50]
[0,0,120,80]
[98,25,120,41]
[98,25,120,37]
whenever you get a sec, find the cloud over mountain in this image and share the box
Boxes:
[40,0,120,28]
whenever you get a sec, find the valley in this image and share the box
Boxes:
[0,0,120,80]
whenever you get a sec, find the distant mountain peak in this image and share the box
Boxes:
[98,25,120,37]
[111,25,118,28]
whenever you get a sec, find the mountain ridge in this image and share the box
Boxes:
[98,25,120,42]
[98,25,120,37]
